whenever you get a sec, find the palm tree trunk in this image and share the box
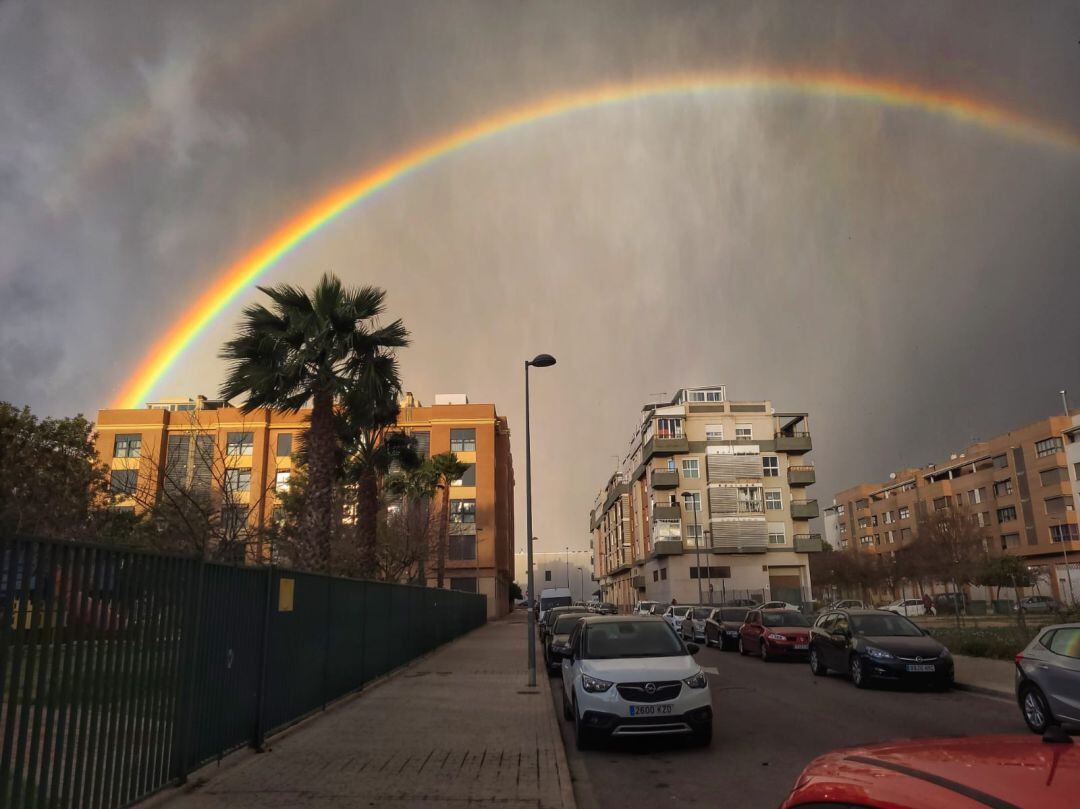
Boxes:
[356,468,380,578]
[301,389,335,572]
[436,484,450,589]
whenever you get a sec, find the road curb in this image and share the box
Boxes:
[953,681,1012,700]
[536,658,579,809]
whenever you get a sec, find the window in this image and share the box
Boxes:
[883,511,894,524]
[737,486,763,513]
[660,567,667,581]
[860,535,873,545]
[681,459,700,479]
[997,506,1017,523]
[705,424,724,441]
[934,496,948,511]
[681,491,702,512]
[900,527,912,541]
[971,487,986,504]
[1001,532,1020,550]
[688,389,723,402]
[449,534,477,560]
[545,570,552,582]
[1035,437,1064,458]
[874,533,881,545]
[413,431,430,459]
[225,468,252,493]
[449,499,476,523]
[898,506,910,520]
[1045,496,1074,516]
[656,418,683,439]
[1051,524,1079,543]
[871,515,878,526]
[272,506,285,525]
[221,506,245,534]
[839,523,846,535]
[765,490,782,510]
[667,458,676,471]
[837,504,845,516]
[652,570,659,582]
[1040,467,1066,487]
[993,454,1008,469]
[449,577,477,594]
[113,433,142,458]
[452,464,476,486]
[685,523,704,546]
[275,470,290,493]
[858,517,869,529]
[767,525,785,545]
[977,511,989,527]
[276,432,293,457]
[956,494,964,507]
[735,424,753,440]
[690,566,731,578]
[1048,628,1080,659]
[762,456,779,477]
[994,479,1013,497]
[226,432,253,457]
[110,469,138,495]
[450,428,476,452]
[886,530,895,543]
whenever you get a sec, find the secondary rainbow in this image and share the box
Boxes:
[113,69,1080,409]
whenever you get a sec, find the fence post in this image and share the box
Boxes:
[171,558,206,785]
[253,564,274,752]
[320,574,332,711]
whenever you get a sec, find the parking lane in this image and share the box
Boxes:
[549,641,1026,809]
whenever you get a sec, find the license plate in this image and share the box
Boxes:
[906,664,935,673]
[629,704,673,716]
[726,630,739,637]
[794,643,809,650]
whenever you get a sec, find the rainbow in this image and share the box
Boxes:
[113,70,1080,408]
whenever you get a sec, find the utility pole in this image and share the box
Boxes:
[688,496,703,604]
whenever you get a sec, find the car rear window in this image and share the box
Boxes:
[762,611,811,627]
[672,606,690,616]
[851,613,922,637]
[1048,628,1080,659]
[720,608,748,621]
[691,607,711,619]
[553,614,585,633]
[584,621,684,659]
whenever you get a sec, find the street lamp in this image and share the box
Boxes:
[684,494,704,605]
[578,567,585,601]
[525,352,556,687]
[565,546,570,590]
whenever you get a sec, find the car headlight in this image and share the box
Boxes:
[766,633,787,641]
[939,647,952,659]
[865,646,894,660]
[683,670,708,689]
[581,674,613,693]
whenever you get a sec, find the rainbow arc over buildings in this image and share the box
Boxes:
[113,70,1080,409]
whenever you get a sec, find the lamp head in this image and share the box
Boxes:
[529,353,557,368]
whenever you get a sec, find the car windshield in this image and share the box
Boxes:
[762,612,811,627]
[720,608,748,621]
[671,606,690,616]
[584,621,685,659]
[851,613,923,637]
[691,607,711,619]
[540,596,572,611]
[553,614,585,633]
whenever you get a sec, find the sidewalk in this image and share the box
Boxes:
[162,613,575,809]
[953,654,1015,698]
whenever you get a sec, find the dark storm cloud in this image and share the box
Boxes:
[1,0,1078,554]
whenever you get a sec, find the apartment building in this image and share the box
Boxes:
[831,411,1080,604]
[96,392,515,618]
[1065,415,1080,515]
[588,386,822,610]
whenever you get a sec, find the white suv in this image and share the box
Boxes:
[558,615,713,748]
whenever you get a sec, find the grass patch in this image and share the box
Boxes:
[932,626,1044,661]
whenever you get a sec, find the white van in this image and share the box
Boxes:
[538,588,574,628]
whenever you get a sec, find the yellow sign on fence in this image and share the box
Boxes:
[278,578,295,612]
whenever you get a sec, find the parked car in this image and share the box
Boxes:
[541,605,586,642]
[881,598,933,618]
[779,735,1079,809]
[634,601,659,615]
[723,598,758,608]
[544,612,588,674]
[738,609,812,660]
[537,588,573,627]
[1015,622,1080,733]
[932,591,969,616]
[661,604,691,633]
[679,606,711,643]
[826,599,865,611]
[1014,595,1061,615]
[758,600,800,611]
[595,602,618,615]
[808,609,953,689]
[704,607,749,650]
[556,615,712,749]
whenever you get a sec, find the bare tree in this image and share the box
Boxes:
[910,504,989,625]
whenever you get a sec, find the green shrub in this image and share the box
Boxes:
[933,626,1039,661]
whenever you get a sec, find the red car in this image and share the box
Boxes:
[780,734,1079,809]
[738,608,812,660]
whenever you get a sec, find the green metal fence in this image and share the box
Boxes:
[0,535,486,808]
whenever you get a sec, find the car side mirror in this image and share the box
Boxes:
[686,642,700,655]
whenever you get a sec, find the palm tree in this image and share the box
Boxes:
[385,460,438,582]
[220,273,408,571]
[339,389,420,578]
[429,452,469,589]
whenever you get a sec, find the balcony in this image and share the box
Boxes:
[774,431,812,454]
[794,533,824,552]
[652,538,684,557]
[643,433,689,461]
[651,469,680,489]
[790,499,819,520]
[653,503,682,521]
[787,464,816,486]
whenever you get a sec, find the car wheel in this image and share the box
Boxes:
[809,647,827,676]
[849,655,868,688]
[573,697,594,750]
[1020,684,1054,734]
[738,637,747,656]
[562,688,573,721]
[759,640,770,662]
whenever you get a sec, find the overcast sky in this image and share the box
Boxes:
[2,1,1078,557]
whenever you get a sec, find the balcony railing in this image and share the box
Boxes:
[787,464,816,486]
[774,431,812,453]
[790,499,819,520]
[794,533,824,552]
[652,503,683,521]
[652,538,684,557]
[650,469,680,489]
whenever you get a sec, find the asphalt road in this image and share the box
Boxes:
[547,640,1027,809]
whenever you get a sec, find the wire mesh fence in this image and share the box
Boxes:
[0,534,486,809]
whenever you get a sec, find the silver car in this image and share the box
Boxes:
[1015,622,1080,733]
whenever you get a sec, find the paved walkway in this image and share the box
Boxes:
[953,654,1014,697]
[164,613,575,809]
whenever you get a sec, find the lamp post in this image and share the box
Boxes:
[578,567,585,601]
[685,494,704,605]
[1048,515,1077,608]
[525,353,556,687]
[565,546,570,590]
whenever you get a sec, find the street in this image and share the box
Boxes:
[547,640,1027,809]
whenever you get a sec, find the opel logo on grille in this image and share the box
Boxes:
[915,656,923,662]
[644,682,656,694]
